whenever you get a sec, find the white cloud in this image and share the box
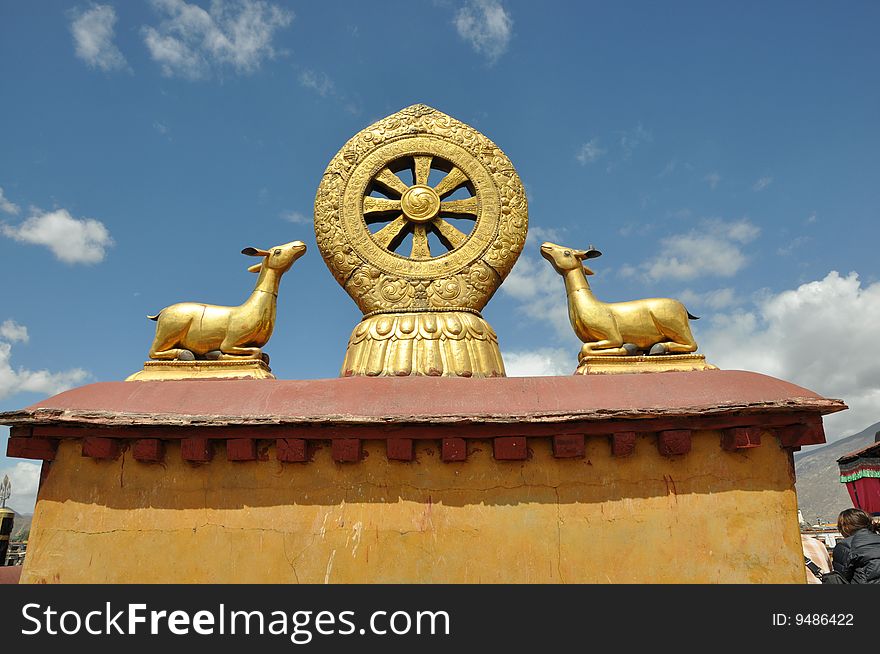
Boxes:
[70,4,129,72]
[703,172,721,190]
[777,235,811,256]
[619,263,637,278]
[153,120,170,135]
[0,320,28,344]
[633,218,760,282]
[618,123,652,158]
[678,287,741,311]
[297,68,361,114]
[0,341,89,401]
[527,225,565,243]
[143,0,293,79]
[576,139,605,165]
[503,347,573,377]
[454,0,513,64]
[699,271,880,440]
[502,248,556,302]
[1,208,114,264]
[0,187,20,215]
[603,123,653,171]
[0,461,41,514]
[667,208,692,221]
[659,159,677,177]
[752,176,773,191]
[281,210,311,225]
[501,226,581,341]
[299,70,334,97]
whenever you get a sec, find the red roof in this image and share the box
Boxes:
[0,370,846,428]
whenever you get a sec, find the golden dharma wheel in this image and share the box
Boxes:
[314,104,528,377]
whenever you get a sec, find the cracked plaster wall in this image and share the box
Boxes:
[20,431,805,583]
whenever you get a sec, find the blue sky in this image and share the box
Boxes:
[1,1,878,512]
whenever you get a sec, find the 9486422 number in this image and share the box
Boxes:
[795,614,854,626]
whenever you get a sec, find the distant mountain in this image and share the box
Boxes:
[10,511,32,541]
[795,421,880,524]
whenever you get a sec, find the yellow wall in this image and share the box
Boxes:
[21,431,806,583]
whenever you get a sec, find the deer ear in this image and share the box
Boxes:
[582,264,595,276]
[248,262,263,273]
[242,247,270,257]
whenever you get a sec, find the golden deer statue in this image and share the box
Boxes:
[540,241,698,360]
[147,241,306,361]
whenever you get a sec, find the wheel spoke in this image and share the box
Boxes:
[439,197,478,215]
[413,155,432,186]
[433,167,469,198]
[432,219,468,249]
[363,196,402,218]
[373,168,409,196]
[373,215,409,249]
[411,225,431,259]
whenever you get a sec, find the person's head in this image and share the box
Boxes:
[837,508,879,537]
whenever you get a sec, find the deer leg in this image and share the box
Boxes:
[218,343,263,359]
[149,328,189,360]
[149,348,194,360]
[579,340,629,358]
[656,323,698,354]
[659,339,697,354]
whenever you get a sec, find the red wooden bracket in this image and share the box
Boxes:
[82,436,120,460]
[658,430,692,456]
[6,436,57,461]
[332,438,362,463]
[721,427,762,451]
[181,437,213,462]
[386,438,414,462]
[132,439,164,462]
[226,438,257,461]
[494,436,528,461]
[276,438,308,463]
[611,431,637,457]
[441,437,467,462]
[10,425,32,439]
[776,422,825,448]
[552,434,585,458]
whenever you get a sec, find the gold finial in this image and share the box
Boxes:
[315,104,528,378]
[0,475,10,509]
[540,241,713,374]
[127,241,306,380]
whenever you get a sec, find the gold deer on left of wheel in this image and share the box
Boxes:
[147,241,306,361]
[540,241,699,361]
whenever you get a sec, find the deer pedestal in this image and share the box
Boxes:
[126,359,275,381]
[577,354,717,375]
[2,372,845,583]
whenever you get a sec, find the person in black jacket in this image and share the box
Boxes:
[828,508,880,584]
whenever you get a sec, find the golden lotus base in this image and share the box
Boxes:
[126,359,275,381]
[342,311,505,378]
[576,353,717,375]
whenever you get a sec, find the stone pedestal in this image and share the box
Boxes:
[2,372,845,583]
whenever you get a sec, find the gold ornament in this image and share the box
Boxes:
[540,241,714,374]
[314,104,528,377]
[128,241,306,380]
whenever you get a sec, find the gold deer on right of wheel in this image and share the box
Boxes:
[540,242,699,363]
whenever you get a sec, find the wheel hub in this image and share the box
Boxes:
[401,185,440,223]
